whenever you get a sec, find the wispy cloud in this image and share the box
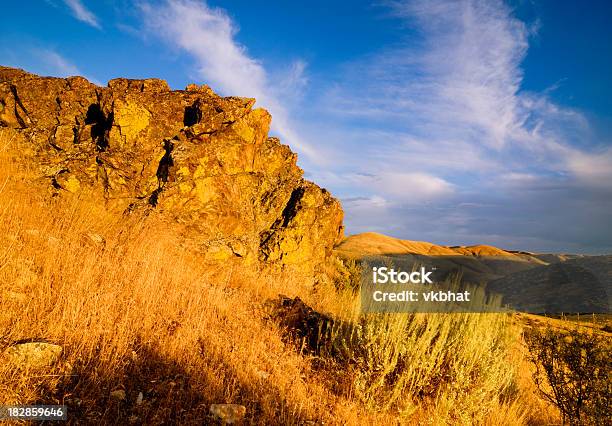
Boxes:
[310,0,611,252]
[34,48,102,85]
[138,0,316,159]
[1,46,100,84]
[319,0,607,174]
[63,0,101,29]
[324,171,454,203]
[565,148,612,188]
[36,49,80,76]
[390,0,529,149]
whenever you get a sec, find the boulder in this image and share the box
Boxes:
[4,341,62,369]
[0,66,344,276]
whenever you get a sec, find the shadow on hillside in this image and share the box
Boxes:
[350,253,611,314]
[46,343,207,425]
[35,337,298,425]
[351,252,538,283]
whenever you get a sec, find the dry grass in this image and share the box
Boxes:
[0,130,559,424]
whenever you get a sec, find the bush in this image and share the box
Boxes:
[328,255,363,292]
[323,284,519,422]
[524,326,611,425]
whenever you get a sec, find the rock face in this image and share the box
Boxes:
[0,66,343,274]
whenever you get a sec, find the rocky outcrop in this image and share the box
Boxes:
[0,66,343,274]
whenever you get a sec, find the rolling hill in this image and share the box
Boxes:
[336,232,611,314]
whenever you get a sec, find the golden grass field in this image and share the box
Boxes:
[0,131,569,424]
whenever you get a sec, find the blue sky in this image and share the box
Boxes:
[1,0,611,253]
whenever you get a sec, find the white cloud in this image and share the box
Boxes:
[319,0,610,188]
[63,0,101,29]
[1,47,101,85]
[343,195,389,209]
[323,0,533,150]
[402,0,529,149]
[358,172,454,202]
[139,0,316,159]
[315,170,453,204]
[276,60,309,103]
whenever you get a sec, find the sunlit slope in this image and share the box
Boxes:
[335,232,544,284]
[335,232,458,257]
[336,232,541,258]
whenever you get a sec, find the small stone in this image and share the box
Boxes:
[47,236,61,247]
[255,370,270,380]
[84,233,106,247]
[209,404,246,424]
[110,389,126,401]
[4,342,62,369]
[3,291,27,303]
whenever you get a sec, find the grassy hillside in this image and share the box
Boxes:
[0,131,562,424]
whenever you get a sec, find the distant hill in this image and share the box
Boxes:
[335,233,611,314]
[335,232,459,257]
[336,232,543,260]
[488,255,611,313]
[335,232,543,284]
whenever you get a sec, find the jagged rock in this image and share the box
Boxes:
[209,404,246,424]
[0,66,344,275]
[4,341,62,369]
